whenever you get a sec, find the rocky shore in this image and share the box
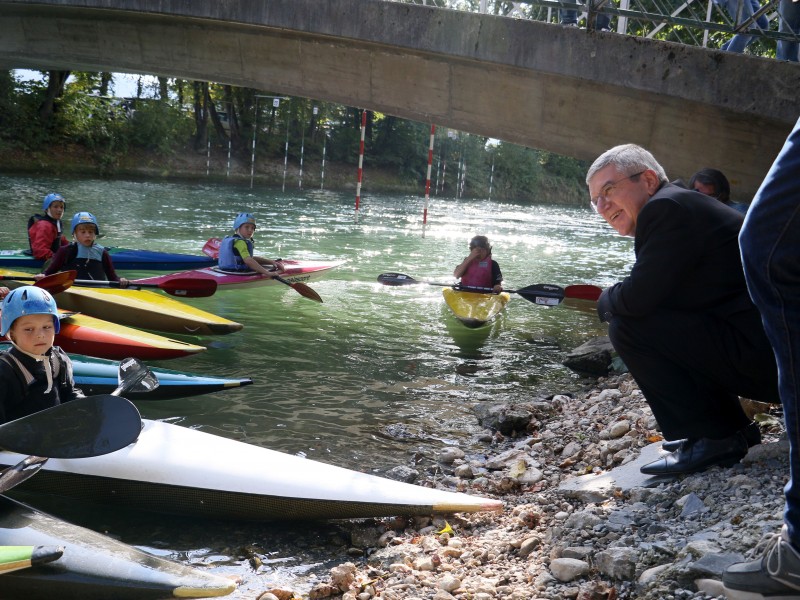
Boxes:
[254,366,788,600]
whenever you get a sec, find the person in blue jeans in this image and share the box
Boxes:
[777,0,800,61]
[723,117,800,598]
[560,0,611,30]
[715,0,768,53]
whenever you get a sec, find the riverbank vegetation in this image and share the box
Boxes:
[0,70,588,204]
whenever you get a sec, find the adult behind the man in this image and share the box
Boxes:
[586,144,779,476]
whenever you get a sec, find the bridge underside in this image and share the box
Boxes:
[1,0,798,198]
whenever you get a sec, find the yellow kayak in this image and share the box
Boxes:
[442,288,511,328]
[0,269,241,336]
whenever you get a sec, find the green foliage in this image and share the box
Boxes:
[127,101,193,154]
[2,70,587,203]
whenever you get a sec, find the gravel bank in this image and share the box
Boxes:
[260,372,788,600]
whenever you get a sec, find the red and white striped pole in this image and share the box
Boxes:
[423,124,436,226]
[354,109,367,223]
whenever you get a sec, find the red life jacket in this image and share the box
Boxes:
[460,258,493,288]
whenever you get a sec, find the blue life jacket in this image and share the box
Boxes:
[218,235,254,271]
[62,243,107,280]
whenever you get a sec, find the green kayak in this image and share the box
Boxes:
[0,545,63,574]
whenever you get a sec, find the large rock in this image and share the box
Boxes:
[563,336,614,377]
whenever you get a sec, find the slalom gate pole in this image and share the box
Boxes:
[320,134,327,190]
[423,123,436,227]
[355,109,367,223]
[282,116,289,193]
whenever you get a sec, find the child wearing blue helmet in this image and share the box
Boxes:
[0,286,83,424]
[39,212,129,287]
[28,192,69,262]
[218,213,285,276]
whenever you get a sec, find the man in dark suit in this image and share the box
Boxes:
[586,143,779,476]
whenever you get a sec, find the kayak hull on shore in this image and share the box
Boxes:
[52,312,206,361]
[0,248,216,271]
[0,495,235,599]
[67,353,253,400]
[442,288,511,328]
[134,260,343,291]
[0,420,502,522]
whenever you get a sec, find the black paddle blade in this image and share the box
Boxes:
[115,357,160,396]
[0,456,48,494]
[515,284,565,306]
[377,272,419,286]
[0,395,142,459]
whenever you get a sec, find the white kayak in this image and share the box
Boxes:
[0,420,502,521]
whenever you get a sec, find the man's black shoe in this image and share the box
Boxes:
[661,421,761,453]
[641,432,749,475]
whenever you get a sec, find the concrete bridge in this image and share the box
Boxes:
[1,0,799,198]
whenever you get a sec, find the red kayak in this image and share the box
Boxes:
[52,311,206,361]
[134,260,343,291]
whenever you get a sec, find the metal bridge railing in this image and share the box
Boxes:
[399,0,800,57]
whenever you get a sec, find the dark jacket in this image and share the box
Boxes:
[0,346,84,425]
[597,183,755,323]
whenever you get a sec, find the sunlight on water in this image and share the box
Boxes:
[0,176,633,474]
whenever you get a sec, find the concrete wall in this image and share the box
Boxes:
[2,0,799,198]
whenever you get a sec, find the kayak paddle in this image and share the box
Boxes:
[0,455,49,494]
[273,275,323,303]
[0,394,141,459]
[0,359,154,495]
[0,271,79,295]
[564,284,602,301]
[72,277,217,298]
[202,237,322,303]
[114,357,160,396]
[377,272,567,306]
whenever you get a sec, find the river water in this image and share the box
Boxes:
[0,175,633,595]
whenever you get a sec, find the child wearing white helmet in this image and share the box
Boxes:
[217,212,285,276]
[38,212,129,287]
[28,192,69,262]
[0,286,83,424]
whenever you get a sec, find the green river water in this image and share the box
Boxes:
[0,174,633,595]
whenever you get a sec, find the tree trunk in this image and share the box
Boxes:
[206,86,228,143]
[192,81,208,153]
[38,70,70,123]
[99,72,112,97]
[158,76,169,100]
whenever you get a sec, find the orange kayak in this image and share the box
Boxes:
[33,311,206,361]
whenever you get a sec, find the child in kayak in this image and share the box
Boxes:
[28,192,69,263]
[217,212,285,276]
[39,212,129,287]
[454,235,503,293]
[0,285,84,425]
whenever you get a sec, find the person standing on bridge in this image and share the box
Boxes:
[777,0,800,61]
[586,143,779,476]
[715,0,768,53]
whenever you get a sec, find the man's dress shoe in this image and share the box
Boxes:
[661,421,761,453]
[641,432,749,475]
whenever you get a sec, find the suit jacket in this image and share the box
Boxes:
[597,183,756,323]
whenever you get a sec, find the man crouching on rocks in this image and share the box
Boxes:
[585,143,779,476]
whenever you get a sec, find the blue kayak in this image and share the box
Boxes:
[70,354,253,400]
[0,248,216,271]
